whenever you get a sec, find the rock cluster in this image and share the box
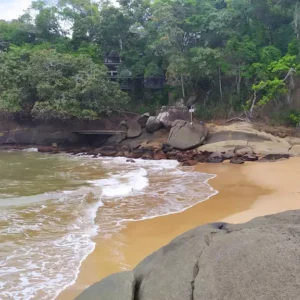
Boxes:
[32,109,300,165]
[38,143,289,165]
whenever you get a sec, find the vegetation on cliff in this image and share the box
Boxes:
[0,0,300,122]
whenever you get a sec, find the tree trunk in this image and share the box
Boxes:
[181,74,185,98]
[237,64,241,95]
[218,66,223,101]
[249,91,257,119]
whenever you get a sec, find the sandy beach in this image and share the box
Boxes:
[57,158,300,300]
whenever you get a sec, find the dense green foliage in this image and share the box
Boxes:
[1,0,300,121]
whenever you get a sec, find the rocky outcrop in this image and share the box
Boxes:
[156,106,190,130]
[168,120,208,150]
[198,122,299,155]
[76,210,300,300]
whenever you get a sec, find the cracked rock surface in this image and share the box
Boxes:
[75,210,300,300]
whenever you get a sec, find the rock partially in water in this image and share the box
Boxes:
[37,146,59,154]
[126,159,135,163]
[99,146,118,156]
[76,210,300,300]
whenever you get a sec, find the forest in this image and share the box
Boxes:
[0,0,300,124]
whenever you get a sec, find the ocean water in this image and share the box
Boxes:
[0,151,217,300]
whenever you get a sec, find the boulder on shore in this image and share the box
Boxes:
[99,146,118,156]
[126,120,142,138]
[168,120,208,150]
[156,106,190,130]
[146,116,162,133]
[75,210,300,300]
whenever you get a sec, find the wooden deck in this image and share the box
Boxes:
[73,130,126,136]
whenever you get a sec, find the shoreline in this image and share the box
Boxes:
[57,161,272,299]
[57,157,300,300]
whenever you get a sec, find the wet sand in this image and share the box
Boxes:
[57,158,300,299]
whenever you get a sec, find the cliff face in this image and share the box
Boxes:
[0,114,127,146]
[76,210,300,300]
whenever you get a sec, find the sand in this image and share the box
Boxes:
[57,158,300,300]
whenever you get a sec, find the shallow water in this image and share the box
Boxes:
[0,151,217,300]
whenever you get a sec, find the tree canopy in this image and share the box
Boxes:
[0,0,300,122]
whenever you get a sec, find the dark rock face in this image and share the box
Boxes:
[242,153,259,162]
[137,113,150,128]
[105,133,127,146]
[182,160,197,166]
[168,120,208,151]
[146,116,162,133]
[230,157,245,164]
[194,151,212,163]
[234,146,253,156]
[99,146,118,156]
[75,210,300,300]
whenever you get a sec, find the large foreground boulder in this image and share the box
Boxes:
[168,120,208,150]
[76,210,300,300]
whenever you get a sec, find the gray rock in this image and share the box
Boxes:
[234,146,254,156]
[156,106,190,130]
[168,120,208,150]
[142,112,151,118]
[137,114,150,128]
[127,120,142,138]
[222,149,234,160]
[207,152,224,163]
[75,271,135,300]
[146,116,162,133]
[77,211,300,300]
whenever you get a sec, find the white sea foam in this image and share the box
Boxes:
[102,168,148,197]
[22,148,38,152]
